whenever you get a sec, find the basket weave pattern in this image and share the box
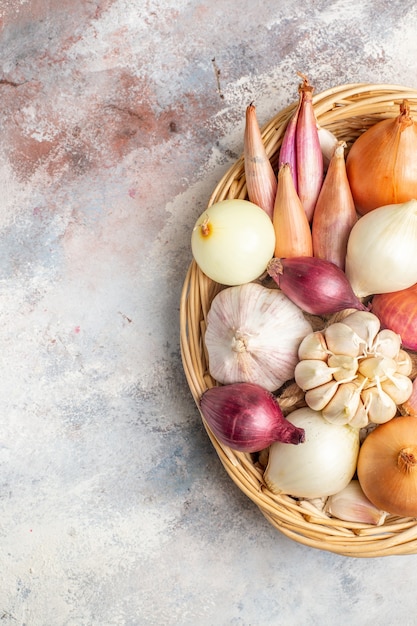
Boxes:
[180,84,417,557]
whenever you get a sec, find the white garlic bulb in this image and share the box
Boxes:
[204,282,313,391]
[295,310,413,426]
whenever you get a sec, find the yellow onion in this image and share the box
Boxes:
[346,101,417,215]
[357,415,417,517]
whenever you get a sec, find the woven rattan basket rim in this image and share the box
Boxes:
[180,82,417,557]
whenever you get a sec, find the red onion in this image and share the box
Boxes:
[267,256,367,316]
[371,284,417,350]
[200,382,305,453]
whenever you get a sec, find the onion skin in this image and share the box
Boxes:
[200,382,305,453]
[357,415,417,517]
[346,101,417,215]
[267,256,367,316]
[371,284,417,351]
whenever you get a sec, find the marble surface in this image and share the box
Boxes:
[2,1,417,624]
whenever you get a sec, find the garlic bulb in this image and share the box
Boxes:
[294,310,413,426]
[204,282,313,391]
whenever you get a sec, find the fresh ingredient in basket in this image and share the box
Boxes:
[345,199,417,298]
[279,74,323,222]
[267,256,367,315]
[273,163,313,258]
[311,141,357,270]
[401,378,417,416]
[357,415,417,517]
[295,311,413,427]
[346,100,417,215]
[279,92,300,191]
[244,104,277,220]
[371,283,417,351]
[317,125,339,168]
[191,199,275,286]
[200,382,305,453]
[264,407,359,498]
[204,282,313,392]
[324,480,387,525]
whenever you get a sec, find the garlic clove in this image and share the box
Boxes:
[322,381,361,425]
[381,373,413,405]
[372,328,401,359]
[340,311,380,352]
[298,331,329,361]
[400,376,417,416]
[317,125,339,168]
[395,349,413,377]
[361,386,397,424]
[294,359,337,391]
[327,354,358,382]
[325,480,387,525]
[324,322,364,357]
[349,399,369,429]
[358,356,397,380]
[305,379,339,411]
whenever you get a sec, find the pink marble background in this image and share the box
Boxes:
[2,0,417,623]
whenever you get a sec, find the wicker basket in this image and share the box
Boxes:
[180,83,417,557]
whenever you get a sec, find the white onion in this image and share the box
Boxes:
[191,199,275,285]
[345,199,417,297]
[264,407,360,498]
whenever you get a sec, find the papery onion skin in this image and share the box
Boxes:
[191,199,275,286]
[264,407,359,498]
[357,415,417,517]
[346,101,417,215]
[200,382,305,453]
[267,256,367,315]
[371,283,417,351]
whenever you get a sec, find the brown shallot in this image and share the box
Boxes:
[312,141,357,270]
[278,74,324,221]
[244,104,277,220]
[296,74,324,222]
[273,163,313,258]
